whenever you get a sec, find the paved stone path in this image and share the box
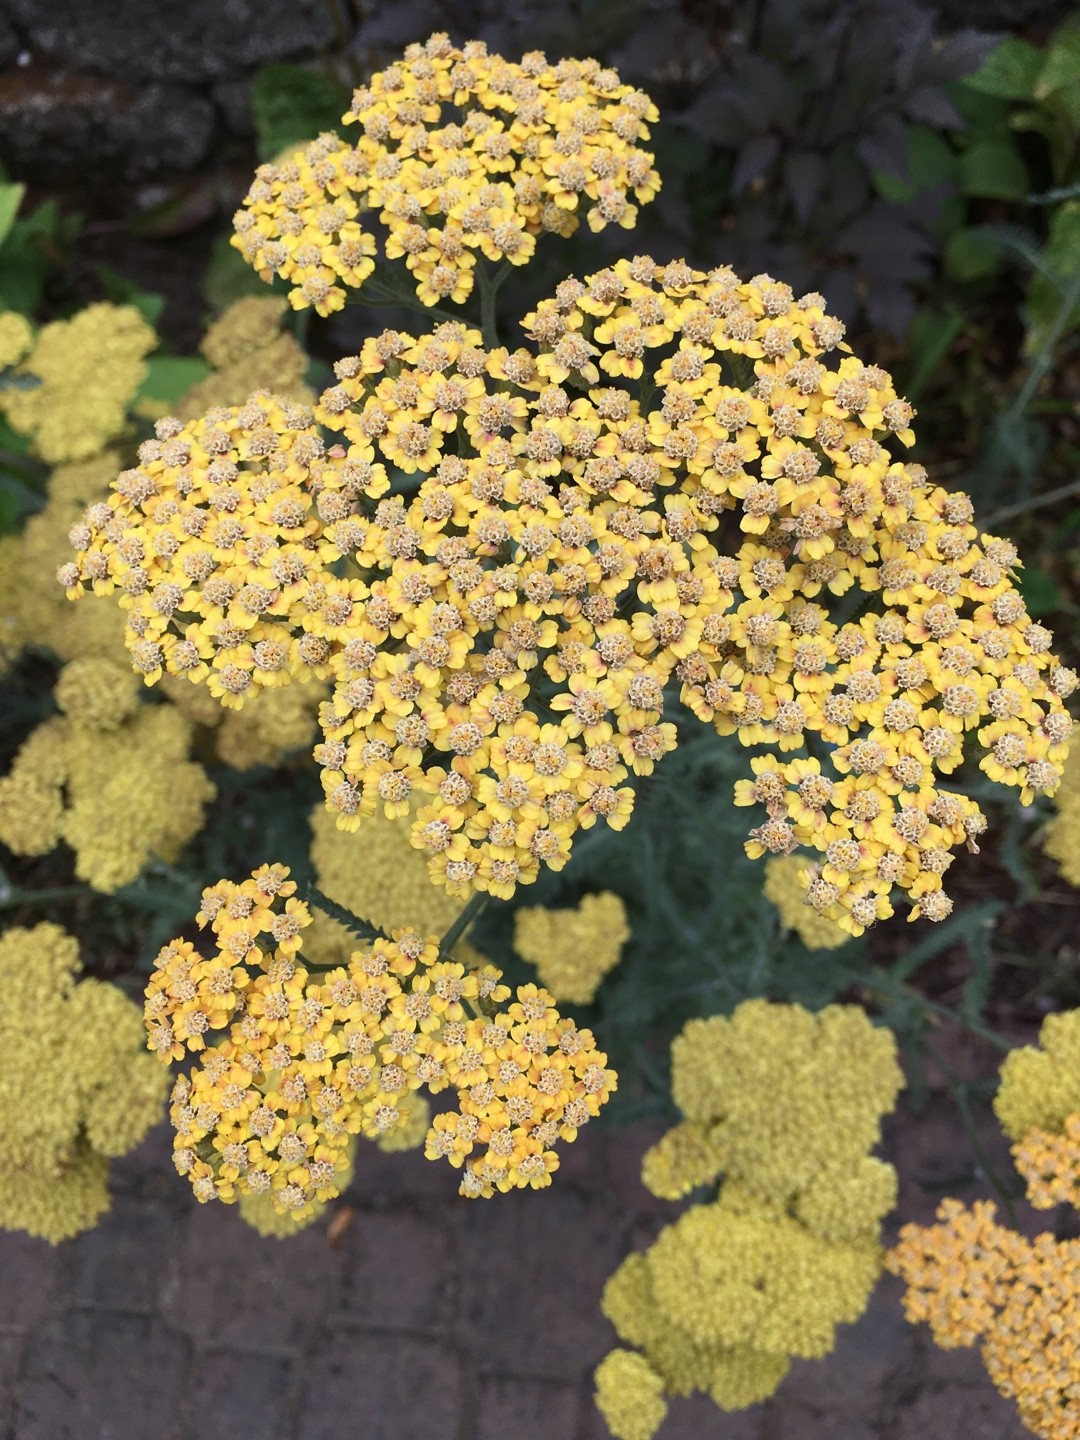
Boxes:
[0,1097,1033,1440]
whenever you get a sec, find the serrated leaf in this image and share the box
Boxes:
[251,63,349,162]
[906,306,965,395]
[943,227,1003,282]
[1036,16,1080,101]
[963,36,1043,99]
[136,356,212,405]
[0,183,25,249]
[958,139,1029,200]
[908,124,959,187]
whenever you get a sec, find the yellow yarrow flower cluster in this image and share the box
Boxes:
[62,256,1073,919]
[888,1200,1080,1440]
[513,891,630,1002]
[763,854,847,949]
[0,658,215,891]
[597,1001,902,1435]
[0,310,33,368]
[232,35,659,315]
[145,863,616,1211]
[0,452,128,668]
[175,296,313,421]
[594,1350,668,1440]
[0,303,156,462]
[1045,748,1080,886]
[994,1008,1080,1212]
[0,923,166,1242]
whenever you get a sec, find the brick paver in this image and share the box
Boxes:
[0,1105,1038,1440]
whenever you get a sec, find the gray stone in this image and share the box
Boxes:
[298,1332,462,1440]
[4,0,334,83]
[341,1212,451,1334]
[70,1197,175,1312]
[895,1384,1030,1440]
[14,1312,189,1440]
[456,1187,622,1380]
[0,65,215,182]
[189,1350,294,1440]
[476,1375,580,1440]
[165,1202,341,1354]
[0,1230,62,1332]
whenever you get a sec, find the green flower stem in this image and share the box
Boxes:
[439,890,489,955]
[0,883,91,910]
[476,260,512,349]
[930,1043,1022,1229]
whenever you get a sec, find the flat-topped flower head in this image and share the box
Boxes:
[231,35,659,313]
[147,865,615,1211]
[65,257,1072,917]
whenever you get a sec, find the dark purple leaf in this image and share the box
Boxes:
[922,28,999,83]
[732,135,781,194]
[783,150,826,223]
[903,84,964,128]
[855,113,911,182]
[680,84,757,146]
[894,9,936,90]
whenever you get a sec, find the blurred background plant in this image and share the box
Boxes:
[0,0,1077,1297]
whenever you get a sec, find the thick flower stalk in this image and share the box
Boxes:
[0,923,166,1242]
[145,864,616,1214]
[62,253,1073,926]
[596,1001,903,1435]
[231,35,659,314]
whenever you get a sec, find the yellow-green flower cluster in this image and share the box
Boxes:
[995,1008,1080,1212]
[514,891,630,1002]
[0,658,215,891]
[889,1200,1080,1440]
[63,254,1073,925]
[763,854,848,950]
[0,304,155,462]
[1045,748,1080,886]
[0,310,33,368]
[146,864,616,1212]
[596,1001,902,1437]
[594,1350,668,1440]
[0,922,167,1242]
[0,452,128,668]
[176,296,313,421]
[232,34,659,314]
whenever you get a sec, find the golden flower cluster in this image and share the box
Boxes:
[888,1200,1080,1440]
[0,303,156,462]
[763,853,847,950]
[994,1007,1080,1213]
[0,922,166,1242]
[145,863,616,1214]
[513,891,630,1002]
[1045,748,1080,886]
[596,1002,902,1436]
[175,296,313,421]
[0,657,215,892]
[63,255,1074,927]
[232,34,659,314]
